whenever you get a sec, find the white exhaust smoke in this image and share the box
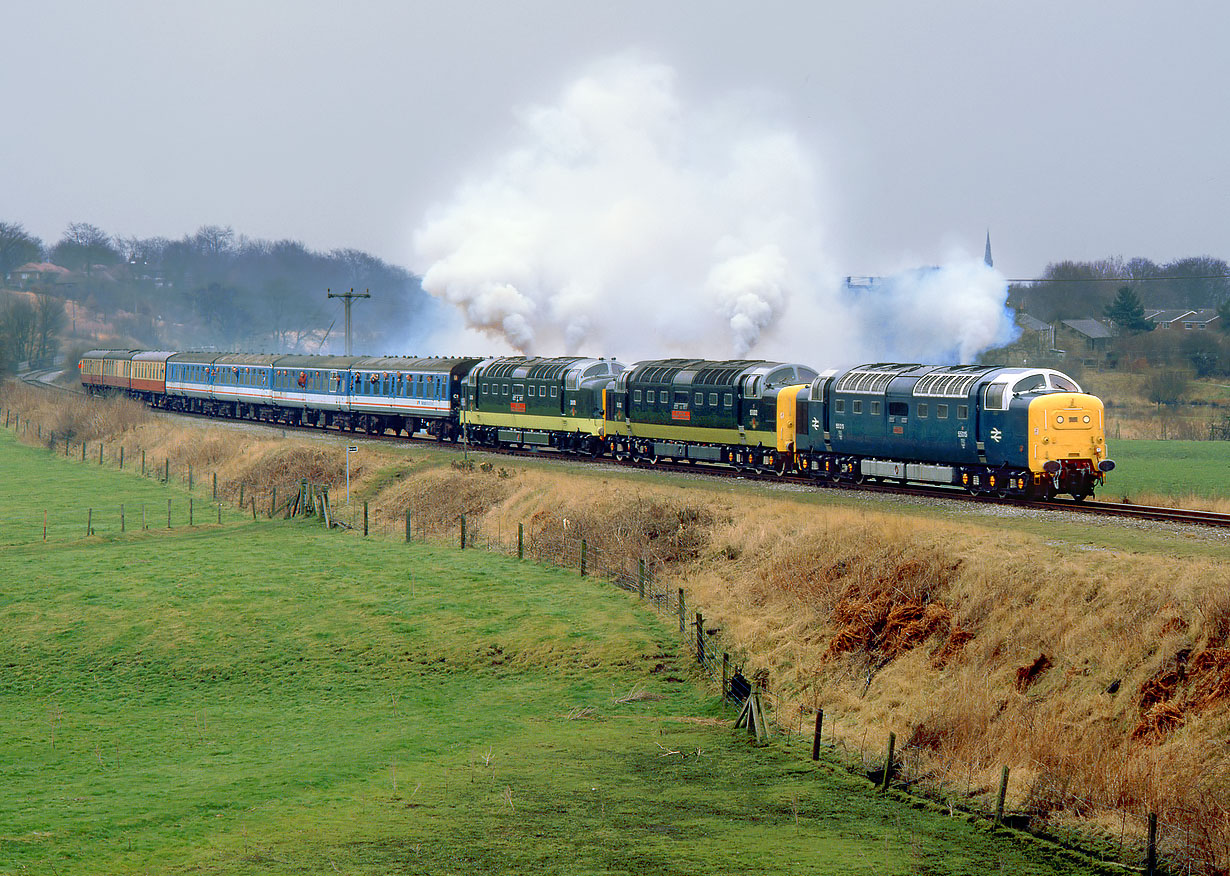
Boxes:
[411,55,1016,366]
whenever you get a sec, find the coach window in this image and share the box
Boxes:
[957,405,969,419]
[852,400,862,414]
[937,404,948,419]
[870,401,881,415]
[917,402,928,418]
[835,399,845,414]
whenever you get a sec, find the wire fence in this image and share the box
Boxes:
[3,404,1223,874]
[364,504,1224,876]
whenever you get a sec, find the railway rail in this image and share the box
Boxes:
[15,368,1230,530]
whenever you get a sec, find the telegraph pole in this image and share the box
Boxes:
[326,288,370,355]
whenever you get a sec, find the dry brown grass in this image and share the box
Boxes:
[5,383,1230,869]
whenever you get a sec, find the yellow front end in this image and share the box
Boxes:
[1027,393,1111,498]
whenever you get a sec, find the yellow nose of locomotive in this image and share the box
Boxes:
[1028,392,1111,477]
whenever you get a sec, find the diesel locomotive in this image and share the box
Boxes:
[79,349,1112,500]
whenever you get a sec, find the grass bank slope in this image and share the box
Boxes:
[0,432,1102,874]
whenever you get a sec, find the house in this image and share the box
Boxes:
[7,262,72,290]
[1177,309,1220,331]
[1143,309,1196,329]
[1060,318,1117,358]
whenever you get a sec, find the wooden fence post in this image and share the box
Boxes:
[363,501,369,536]
[100,443,104,465]
[405,508,412,543]
[239,483,245,509]
[188,464,193,491]
[812,709,824,760]
[217,503,222,525]
[119,446,124,470]
[460,514,467,549]
[518,522,524,559]
[189,498,194,527]
[880,733,896,792]
[580,539,587,576]
[164,459,169,483]
[995,766,1010,826]
[638,559,645,598]
[121,504,125,533]
[695,611,704,664]
[82,442,86,461]
[86,508,92,536]
[141,449,146,475]
[167,498,172,529]
[270,487,277,518]
[722,652,729,700]
[213,472,217,500]
[1146,812,1157,876]
[678,588,686,633]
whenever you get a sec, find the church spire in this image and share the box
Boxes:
[984,230,993,268]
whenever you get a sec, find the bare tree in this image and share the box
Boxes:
[34,294,67,359]
[0,295,39,365]
[0,222,44,279]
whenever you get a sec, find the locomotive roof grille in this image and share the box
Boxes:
[913,371,984,398]
[834,365,917,394]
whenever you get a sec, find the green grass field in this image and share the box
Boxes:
[0,428,1104,874]
[1104,438,1230,501]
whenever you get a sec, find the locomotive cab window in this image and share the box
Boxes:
[888,402,908,417]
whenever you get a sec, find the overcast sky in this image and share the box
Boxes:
[6,0,1229,282]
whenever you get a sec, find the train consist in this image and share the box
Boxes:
[79,349,1114,500]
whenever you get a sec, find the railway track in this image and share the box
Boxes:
[17,370,1230,529]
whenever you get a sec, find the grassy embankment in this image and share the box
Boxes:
[0,424,1111,875]
[3,381,1228,872]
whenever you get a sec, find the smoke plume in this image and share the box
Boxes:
[412,55,1016,367]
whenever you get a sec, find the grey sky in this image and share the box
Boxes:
[5,0,1228,281]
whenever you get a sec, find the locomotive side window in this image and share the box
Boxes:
[870,401,881,415]
[986,384,1006,409]
[917,403,928,418]
[852,400,862,414]
[634,390,642,403]
[723,393,733,407]
[551,386,558,397]
[958,405,969,419]
[694,392,703,406]
[709,392,718,406]
[502,385,510,396]
[835,399,845,414]
[937,404,948,419]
